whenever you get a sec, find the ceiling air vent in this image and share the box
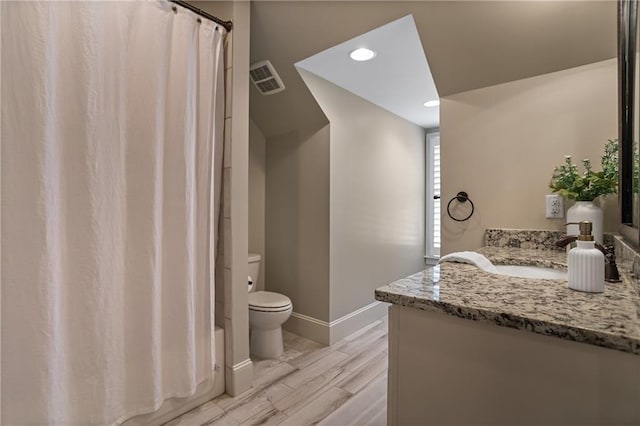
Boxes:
[250,60,285,95]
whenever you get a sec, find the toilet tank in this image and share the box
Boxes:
[248,253,261,290]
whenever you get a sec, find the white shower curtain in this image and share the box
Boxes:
[1,1,225,424]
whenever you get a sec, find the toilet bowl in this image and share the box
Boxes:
[249,291,292,359]
[248,253,292,359]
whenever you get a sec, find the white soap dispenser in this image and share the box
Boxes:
[568,220,605,293]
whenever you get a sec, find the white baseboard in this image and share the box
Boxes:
[284,312,330,345]
[329,301,389,344]
[225,358,253,396]
[284,301,389,346]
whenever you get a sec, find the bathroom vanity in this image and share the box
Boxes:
[375,233,640,425]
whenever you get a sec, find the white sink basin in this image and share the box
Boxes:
[494,265,567,280]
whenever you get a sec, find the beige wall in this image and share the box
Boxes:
[265,124,331,322]
[195,0,253,396]
[226,0,252,395]
[262,69,425,339]
[441,59,618,255]
[299,70,426,322]
[249,119,266,291]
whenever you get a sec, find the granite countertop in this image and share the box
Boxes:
[375,246,640,355]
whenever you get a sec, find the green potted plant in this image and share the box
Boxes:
[549,138,618,244]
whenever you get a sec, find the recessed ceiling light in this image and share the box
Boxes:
[423,100,440,107]
[349,48,376,62]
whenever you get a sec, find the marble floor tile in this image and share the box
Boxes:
[225,383,293,424]
[239,408,289,426]
[333,326,387,356]
[273,366,345,416]
[200,383,291,426]
[281,350,349,389]
[342,319,383,342]
[163,316,388,426]
[252,357,284,377]
[286,344,335,370]
[318,373,387,426]
[336,351,387,395]
[202,414,240,426]
[226,399,274,424]
[198,416,240,426]
[278,386,352,426]
[261,382,295,405]
[281,330,324,362]
[163,400,226,426]
[288,323,385,371]
[252,362,297,389]
[275,329,387,416]
[215,363,297,413]
[336,332,387,366]
[363,409,386,426]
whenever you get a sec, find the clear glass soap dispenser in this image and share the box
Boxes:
[568,221,605,293]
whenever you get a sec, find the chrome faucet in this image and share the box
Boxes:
[555,237,621,283]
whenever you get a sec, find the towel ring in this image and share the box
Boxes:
[447,191,474,222]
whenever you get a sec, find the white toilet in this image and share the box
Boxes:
[248,253,292,359]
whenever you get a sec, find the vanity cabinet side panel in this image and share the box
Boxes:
[391,306,640,425]
[387,305,400,426]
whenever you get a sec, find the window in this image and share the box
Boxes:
[426,132,440,261]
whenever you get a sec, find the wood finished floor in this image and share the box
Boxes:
[164,318,388,426]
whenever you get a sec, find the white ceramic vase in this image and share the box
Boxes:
[566,201,603,245]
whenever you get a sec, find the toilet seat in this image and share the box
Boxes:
[249,291,292,313]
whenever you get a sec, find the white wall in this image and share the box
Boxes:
[441,59,618,254]
[299,69,426,322]
[249,119,266,291]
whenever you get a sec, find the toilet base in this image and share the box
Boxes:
[250,327,284,359]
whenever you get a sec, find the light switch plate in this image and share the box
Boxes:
[546,195,564,219]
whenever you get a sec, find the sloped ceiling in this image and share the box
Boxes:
[295,15,440,129]
[250,1,616,138]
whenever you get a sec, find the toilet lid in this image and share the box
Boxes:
[249,291,292,310]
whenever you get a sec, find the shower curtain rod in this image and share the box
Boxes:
[169,0,233,32]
